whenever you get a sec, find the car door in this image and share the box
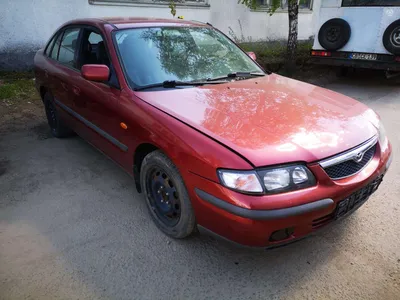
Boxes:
[71,28,129,168]
[48,27,82,116]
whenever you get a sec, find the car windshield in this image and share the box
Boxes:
[114,26,264,88]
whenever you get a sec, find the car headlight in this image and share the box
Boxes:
[258,165,316,193]
[378,120,387,147]
[218,170,263,193]
[218,165,316,194]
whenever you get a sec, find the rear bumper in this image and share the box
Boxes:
[186,140,392,248]
[310,51,400,71]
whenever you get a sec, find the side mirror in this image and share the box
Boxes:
[82,64,110,82]
[247,51,257,61]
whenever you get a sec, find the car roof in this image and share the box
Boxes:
[66,17,209,30]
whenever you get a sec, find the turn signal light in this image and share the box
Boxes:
[395,56,400,62]
[311,50,332,57]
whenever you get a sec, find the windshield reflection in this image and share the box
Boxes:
[115,27,263,87]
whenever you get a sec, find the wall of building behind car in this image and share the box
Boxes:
[0,0,318,70]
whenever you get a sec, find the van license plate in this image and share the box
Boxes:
[350,53,377,61]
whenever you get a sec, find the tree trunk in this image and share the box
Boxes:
[285,0,299,75]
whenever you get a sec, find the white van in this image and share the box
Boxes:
[311,0,400,72]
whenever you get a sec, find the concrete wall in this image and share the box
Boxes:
[0,0,316,70]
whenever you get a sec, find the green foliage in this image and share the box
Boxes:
[169,0,177,17]
[0,72,37,100]
[239,40,312,67]
[239,0,287,15]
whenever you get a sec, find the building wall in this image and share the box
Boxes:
[0,0,316,70]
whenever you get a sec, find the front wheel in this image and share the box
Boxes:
[140,150,196,239]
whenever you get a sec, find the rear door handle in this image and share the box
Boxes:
[72,86,81,96]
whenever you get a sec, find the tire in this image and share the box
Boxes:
[140,150,196,239]
[43,92,74,138]
[383,20,400,55]
[318,18,351,51]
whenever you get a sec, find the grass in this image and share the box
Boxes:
[0,71,38,101]
[239,40,313,72]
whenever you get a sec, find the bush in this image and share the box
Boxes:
[239,40,313,72]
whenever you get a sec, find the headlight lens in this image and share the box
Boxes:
[258,165,315,193]
[378,120,387,147]
[218,170,263,193]
[218,165,316,194]
[263,169,290,191]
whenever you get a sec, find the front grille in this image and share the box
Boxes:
[323,144,376,179]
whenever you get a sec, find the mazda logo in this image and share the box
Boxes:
[353,152,364,163]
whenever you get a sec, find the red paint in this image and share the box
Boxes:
[311,50,331,57]
[81,64,110,82]
[34,18,392,247]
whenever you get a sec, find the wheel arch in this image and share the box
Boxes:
[39,86,48,101]
[133,143,159,193]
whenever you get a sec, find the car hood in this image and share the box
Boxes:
[136,74,378,167]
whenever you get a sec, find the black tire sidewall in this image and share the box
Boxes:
[383,20,400,55]
[44,92,62,137]
[43,92,73,138]
[318,18,351,51]
[140,150,196,239]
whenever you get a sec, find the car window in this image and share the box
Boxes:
[78,30,110,68]
[58,28,80,68]
[88,32,103,44]
[50,33,63,60]
[45,34,57,56]
[114,27,263,88]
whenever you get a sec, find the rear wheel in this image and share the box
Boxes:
[140,150,196,239]
[43,92,74,138]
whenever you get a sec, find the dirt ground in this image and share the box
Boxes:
[0,69,399,300]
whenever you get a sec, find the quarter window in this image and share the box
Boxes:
[45,34,57,56]
[58,28,80,68]
[50,33,63,60]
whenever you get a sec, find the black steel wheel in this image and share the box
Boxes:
[383,20,400,55]
[140,150,196,239]
[43,92,74,138]
[146,167,181,227]
[318,18,351,51]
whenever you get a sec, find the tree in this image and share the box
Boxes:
[240,0,299,74]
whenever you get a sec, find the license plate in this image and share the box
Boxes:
[349,53,378,61]
[335,175,383,219]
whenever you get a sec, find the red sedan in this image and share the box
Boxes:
[34,18,392,248]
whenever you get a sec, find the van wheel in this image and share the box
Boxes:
[318,18,351,51]
[43,93,74,138]
[383,20,400,55]
[140,150,196,239]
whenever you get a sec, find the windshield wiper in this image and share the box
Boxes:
[134,80,227,91]
[206,72,266,82]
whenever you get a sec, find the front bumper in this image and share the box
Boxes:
[187,141,392,248]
